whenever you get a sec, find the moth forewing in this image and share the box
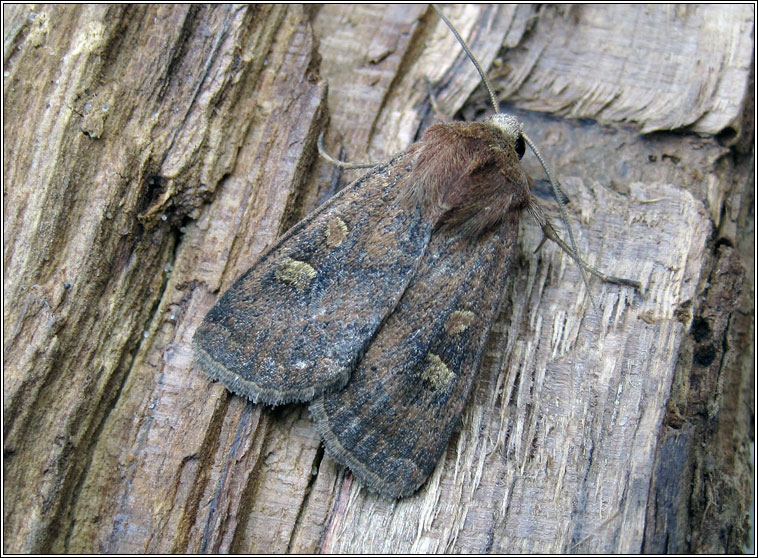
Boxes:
[309,118,531,497]
[194,149,433,406]
[310,215,520,498]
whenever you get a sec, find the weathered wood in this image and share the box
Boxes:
[492,4,753,136]
[3,4,752,554]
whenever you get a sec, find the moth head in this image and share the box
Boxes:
[485,114,526,160]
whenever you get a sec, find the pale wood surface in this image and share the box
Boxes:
[3,4,753,553]
[493,4,754,136]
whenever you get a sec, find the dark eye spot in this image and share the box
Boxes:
[515,136,525,159]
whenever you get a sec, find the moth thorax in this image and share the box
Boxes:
[485,114,522,142]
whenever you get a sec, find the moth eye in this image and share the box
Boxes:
[515,136,526,159]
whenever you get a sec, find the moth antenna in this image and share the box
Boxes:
[432,5,500,115]
[522,133,577,254]
[441,7,640,315]
[519,132,600,311]
[524,130,647,300]
[317,131,377,169]
[435,5,613,315]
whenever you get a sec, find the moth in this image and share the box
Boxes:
[193,6,639,498]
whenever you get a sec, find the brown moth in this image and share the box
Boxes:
[193,5,639,498]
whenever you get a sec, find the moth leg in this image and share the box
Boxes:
[533,233,549,254]
[423,76,453,123]
[317,131,377,169]
[538,214,642,289]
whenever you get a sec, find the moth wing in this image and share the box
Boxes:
[194,149,432,405]
[310,213,518,497]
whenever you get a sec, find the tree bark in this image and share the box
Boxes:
[3,4,752,553]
